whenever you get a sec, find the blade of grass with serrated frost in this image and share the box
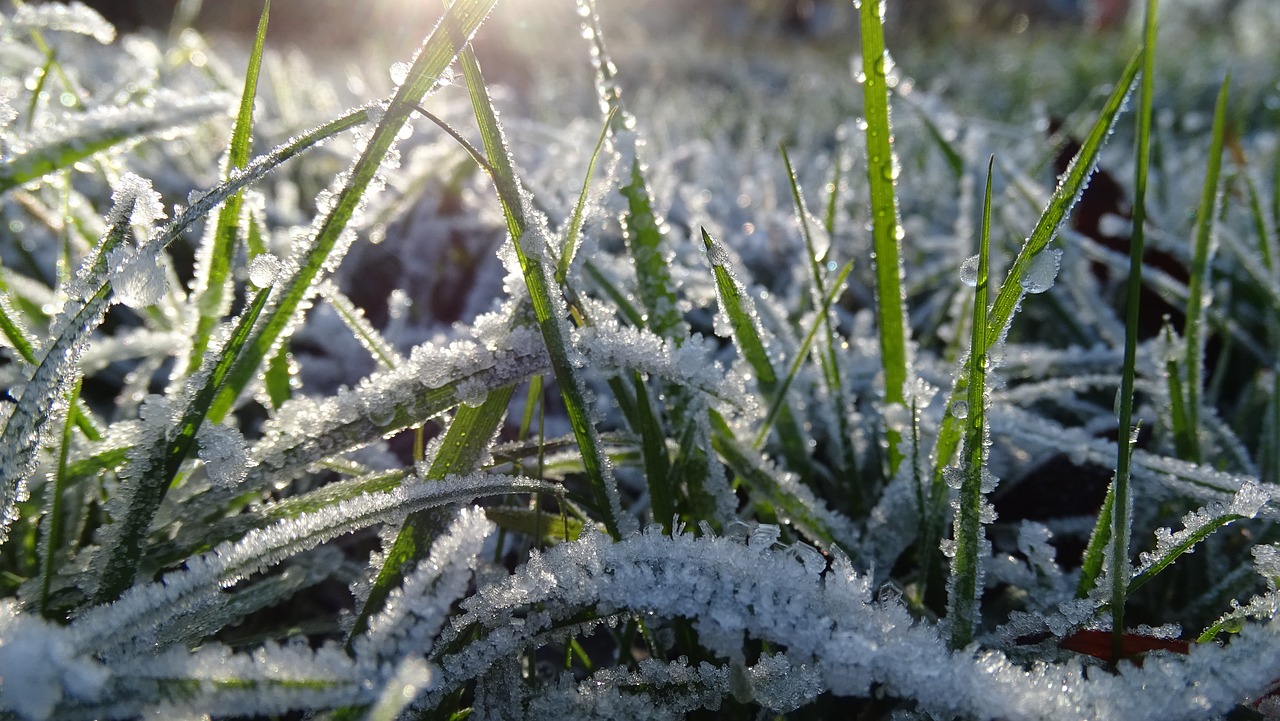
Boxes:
[0,94,232,194]
[187,0,270,369]
[949,156,994,650]
[701,228,809,478]
[457,44,627,538]
[1180,77,1231,464]
[73,471,554,655]
[95,284,273,604]
[348,385,514,644]
[1112,0,1158,662]
[207,0,495,425]
[857,0,910,476]
[929,50,1142,558]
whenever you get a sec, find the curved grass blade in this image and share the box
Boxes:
[949,156,994,650]
[1178,77,1231,464]
[928,49,1143,592]
[457,42,626,538]
[857,0,911,475]
[207,0,496,425]
[188,0,271,368]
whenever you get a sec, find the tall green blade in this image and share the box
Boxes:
[1110,0,1158,664]
[457,43,625,538]
[188,0,271,368]
[857,0,910,475]
[1179,77,1231,464]
[949,156,994,650]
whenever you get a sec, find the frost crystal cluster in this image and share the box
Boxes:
[1,1,1278,720]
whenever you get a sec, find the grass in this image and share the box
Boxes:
[1,1,1278,718]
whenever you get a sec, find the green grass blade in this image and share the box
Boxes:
[0,97,229,194]
[1180,76,1231,464]
[857,0,910,475]
[207,0,494,424]
[701,228,809,476]
[318,281,404,369]
[556,109,615,285]
[949,156,994,650]
[755,261,853,448]
[1163,322,1195,460]
[1076,482,1115,598]
[188,0,270,368]
[632,371,674,531]
[928,49,1142,588]
[1110,0,1158,662]
[347,385,514,643]
[457,43,625,538]
[38,376,82,616]
[95,285,273,603]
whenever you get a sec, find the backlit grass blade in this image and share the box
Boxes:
[457,43,626,538]
[1111,0,1158,663]
[949,156,994,650]
[206,0,495,425]
[857,0,911,475]
[633,371,674,531]
[556,109,615,285]
[96,284,274,603]
[1179,77,1231,464]
[188,0,271,369]
[348,385,515,644]
[319,281,404,369]
[701,228,809,477]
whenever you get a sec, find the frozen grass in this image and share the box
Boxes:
[1,1,1280,719]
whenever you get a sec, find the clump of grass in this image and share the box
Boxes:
[1,1,1278,719]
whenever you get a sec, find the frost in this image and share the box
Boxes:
[197,422,248,487]
[9,1,115,44]
[389,61,412,87]
[1020,248,1062,294]
[107,246,168,308]
[0,600,108,721]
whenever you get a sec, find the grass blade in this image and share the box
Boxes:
[1179,77,1231,464]
[556,109,616,285]
[206,0,495,424]
[348,385,515,644]
[457,42,626,538]
[949,156,994,650]
[1110,0,1159,663]
[701,228,809,477]
[37,376,82,616]
[857,0,911,475]
[188,0,271,368]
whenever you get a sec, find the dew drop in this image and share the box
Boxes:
[389,62,411,86]
[959,254,980,287]
[950,400,969,419]
[247,253,282,288]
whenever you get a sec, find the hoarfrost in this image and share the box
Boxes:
[197,422,248,487]
[0,600,108,721]
[9,1,115,44]
[1020,248,1062,294]
[107,246,167,308]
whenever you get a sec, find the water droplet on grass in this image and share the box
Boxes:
[951,400,969,419]
[1020,248,1062,294]
[960,254,980,287]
